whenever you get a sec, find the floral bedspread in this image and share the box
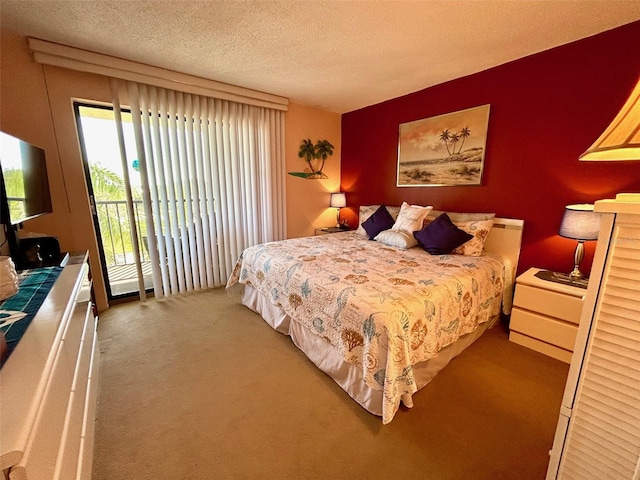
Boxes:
[226,231,512,423]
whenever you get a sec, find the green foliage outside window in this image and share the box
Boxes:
[89,162,146,266]
[2,169,26,222]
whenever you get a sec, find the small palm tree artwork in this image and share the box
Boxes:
[289,138,335,179]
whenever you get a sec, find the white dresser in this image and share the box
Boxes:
[0,252,99,480]
[546,196,640,479]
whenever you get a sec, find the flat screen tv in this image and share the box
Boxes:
[1,131,53,267]
[0,131,52,225]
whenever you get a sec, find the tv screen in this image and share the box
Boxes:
[0,131,52,225]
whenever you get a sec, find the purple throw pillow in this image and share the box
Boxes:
[413,213,473,254]
[362,204,395,240]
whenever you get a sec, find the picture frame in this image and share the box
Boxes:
[397,104,490,187]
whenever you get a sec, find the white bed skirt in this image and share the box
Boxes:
[240,284,496,420]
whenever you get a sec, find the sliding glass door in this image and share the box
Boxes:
[75,103,152,300]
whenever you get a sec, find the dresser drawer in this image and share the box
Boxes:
[11,343,72,480]
[513,284,584,324]
[510,307,578,351]
[56,303,95,480]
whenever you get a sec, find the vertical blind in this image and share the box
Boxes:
[111,80,286,298]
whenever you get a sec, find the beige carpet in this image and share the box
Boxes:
[92,288,569,480]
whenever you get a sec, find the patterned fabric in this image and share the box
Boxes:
[226,232,511,423]
[451,218,494,256]
[0,266,63,367]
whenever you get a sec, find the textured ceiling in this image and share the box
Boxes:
[1,1,640,113]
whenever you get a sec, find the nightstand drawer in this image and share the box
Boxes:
[509,332,573,363]
[513,284,583,324]
[510,308,578,351]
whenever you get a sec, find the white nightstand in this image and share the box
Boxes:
[508,267,586,363]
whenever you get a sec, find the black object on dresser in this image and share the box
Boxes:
[18,236,61,268]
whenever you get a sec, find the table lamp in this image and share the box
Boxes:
[330,192,346,228]
[558,204,602,279]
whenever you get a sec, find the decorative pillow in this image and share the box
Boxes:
[391,202,433,235]
[450,218,494,256]
[413,213,473,254]
[374,229,418,249]
[361,205,396,240]
[356,205,400,236]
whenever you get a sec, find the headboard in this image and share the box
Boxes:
[483,217,524,278]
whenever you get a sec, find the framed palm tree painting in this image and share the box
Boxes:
[397,104,490,186]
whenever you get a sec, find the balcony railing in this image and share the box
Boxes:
[95,199,153,296]
[95,199,150,267]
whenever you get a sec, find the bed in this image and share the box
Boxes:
[226,207,524,424]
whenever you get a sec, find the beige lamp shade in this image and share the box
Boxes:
[330,192,347,208]
[579,76,640,161]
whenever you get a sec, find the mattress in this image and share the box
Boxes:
[227,231,513,423]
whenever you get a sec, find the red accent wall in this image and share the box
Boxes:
[341,21,640,276]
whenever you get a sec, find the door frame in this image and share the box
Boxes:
[73,101,146,302]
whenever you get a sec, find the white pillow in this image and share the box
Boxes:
[390,202,433,234]
[374,229,418,249]
[356,205,401,236]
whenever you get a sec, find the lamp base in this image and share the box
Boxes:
[534,270,588,289]
[568,267,584,279]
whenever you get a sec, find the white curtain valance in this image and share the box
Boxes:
[28,37,289,111]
